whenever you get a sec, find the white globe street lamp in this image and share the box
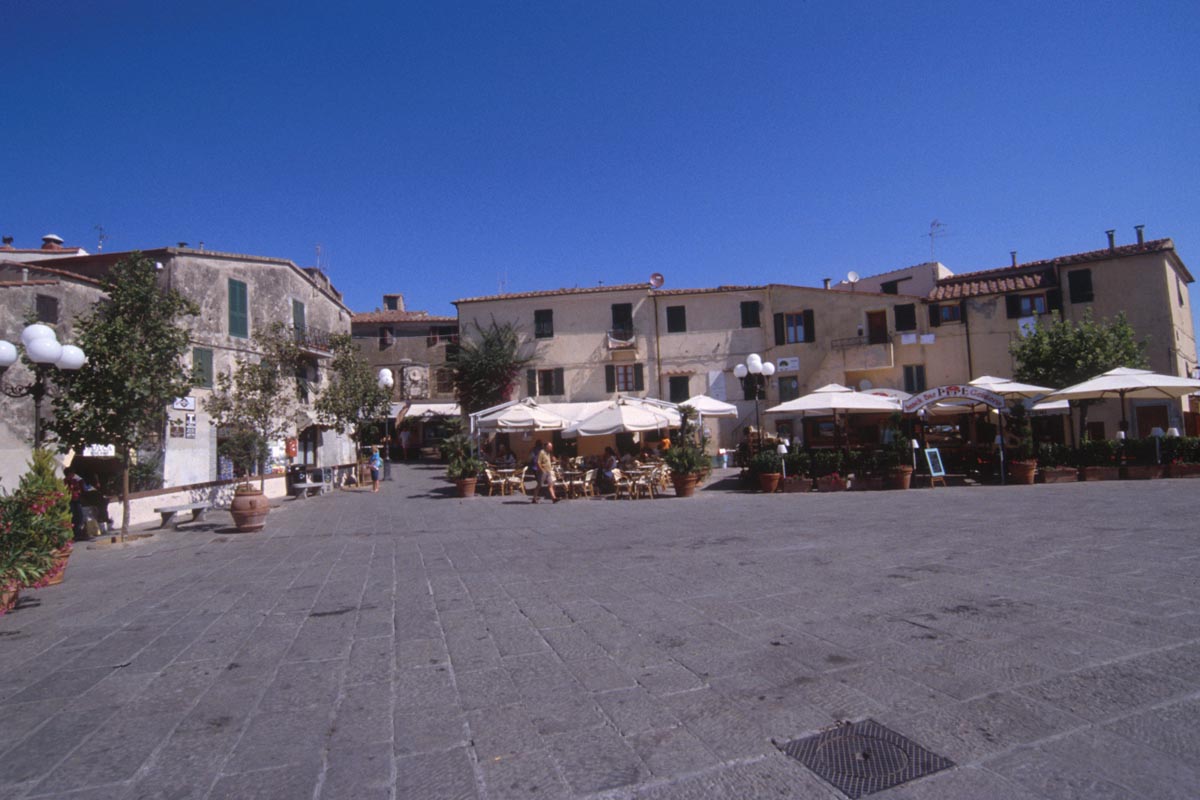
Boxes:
[0,324,87,447]
[734,353,775,434]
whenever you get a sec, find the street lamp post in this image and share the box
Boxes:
[0,324,87,447]
[377,368,395,480]
[733,353,776,436]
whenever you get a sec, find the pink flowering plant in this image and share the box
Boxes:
[0,449,72,601]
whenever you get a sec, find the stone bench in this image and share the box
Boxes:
[152,501,212,529]
[290,479,327,499]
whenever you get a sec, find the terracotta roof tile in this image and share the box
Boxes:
[930,239,1177,301]
[455,282,652,305]
[0,279,60,287]
[0,261,104,286]
[650,285,763,296]
[352,310,456,324]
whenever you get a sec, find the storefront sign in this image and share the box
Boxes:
[902,385,1004,414]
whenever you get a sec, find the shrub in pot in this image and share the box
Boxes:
[1164,436,1200,478]
[778,450,811,492]
[1037,443,1076,483]
[1006,402,1036,485]
[1,450,73,607]
[880,413,914,490]
[1121,437,1165,479]
[810,449,846,492]
[749,450,783,493]
[1076,438,1120,480]
[663,404,708,497]
[448,456,485,497]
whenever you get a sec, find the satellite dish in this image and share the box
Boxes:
[847,271,860,284]
[858,379,872,391]
[649,272,665,289]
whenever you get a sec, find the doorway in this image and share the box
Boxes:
[866,311,888,345]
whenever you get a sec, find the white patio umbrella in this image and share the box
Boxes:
[564,398,680,437]
[473,398,569,431]
[681,394,739,421]
[969,375,1056,400]
[1047,367,1200,433]
[765,383,900,416]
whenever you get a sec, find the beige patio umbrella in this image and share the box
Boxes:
[766,384,900,454]
[1046,367,1200,433]
[473,397,569,431]
[563,398,681,437]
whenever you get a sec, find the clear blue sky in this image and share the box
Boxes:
[4,1,1199,329]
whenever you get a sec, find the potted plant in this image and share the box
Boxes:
[779,450,811,492]
[1121,437,1165,480]
[1164,436,1200,478]
[0,451,72,609]
[1037,443,1077,483]
[848,449,883,491]
[1006,402,1036,485]
[749,450,783,493]
[663,405,709,497]
[447,455,485,497]
[881,413,914,490]
[1076,438,1120,481]
[810,449,847,492]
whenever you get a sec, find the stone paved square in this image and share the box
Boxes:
[1,465,1198,799]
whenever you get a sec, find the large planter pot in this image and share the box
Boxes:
[1121,464,1165,480]
[757,472,782,493]
[1040,466,1077,484]
[852,476,883,491]
[230,488,270,532]
[1,586,20,615]
[43,546,72,587]
[779,476,811,493]
[1079,466,1120,481]
[455,477,478,498]
[816,475,847,492]
[671,473,699,498]
[885,466,913,491]
[1167,463,1200,479]
[1008,460,1037,486]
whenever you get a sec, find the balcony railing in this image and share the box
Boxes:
[606,327,637,349]
[293,325,334,356]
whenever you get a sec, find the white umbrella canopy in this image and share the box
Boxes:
[1047,367,1200,431]
[765,384,900,416]
[681,394,739,418]
[565,399,680,437]
[474,398,569,431]
[969,375,1056,399]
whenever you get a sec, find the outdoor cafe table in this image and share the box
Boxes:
[559,469,584,498]
[494,467,517,495]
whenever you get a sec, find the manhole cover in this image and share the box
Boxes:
[778,719,953,798]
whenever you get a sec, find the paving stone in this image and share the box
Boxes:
[319,738,393,796]
[1018,660,1193,721]
[1103,695,1200,763]
[330,681,393,747]
[0,703,118,786]
[545,725,646,794]
[221,706,331,773]
[466,704,542,761]
[29,709,181,795]
[257,658,344,712]
[395,706,469,756]
[345,634,395,685]
[629,726,716,777]
[395,747,479,800]
[477,748,571,800]
[208,762,321,800]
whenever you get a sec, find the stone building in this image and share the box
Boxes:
[21,246,358,487]
[350,293,458,406]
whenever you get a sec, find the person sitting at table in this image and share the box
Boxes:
[496,444,516,467]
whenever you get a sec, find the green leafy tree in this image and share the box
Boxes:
[204,322,308,490]
[1009,309,1148,442]
[48,254,199,534]
[451,320,532,414]
[314,333,392,447]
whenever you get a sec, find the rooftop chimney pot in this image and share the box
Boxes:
[822,278,831,290]
[1010,251,1018,267]
[41,233,64,250]
[177,242,188,249]
[1106,230,1116,250]
[1134,225,1145,245]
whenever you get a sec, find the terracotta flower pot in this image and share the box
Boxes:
[455,477,478,498]
[1008,460,1037,485]
[1039,466,1077,484]
[1121,465,1164,480]
[779,476,811,493]
[43,546,72,587]
[671,473,699,498]
[757,472,782,493]
[0,586,19,615]
[885,466,913,491]
[230,487,270,532]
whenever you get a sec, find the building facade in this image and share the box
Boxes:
[350,293,458,406]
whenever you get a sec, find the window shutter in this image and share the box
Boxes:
[894,304,916,332]
[527,369,537,397]
[958,300,968,323]
[773,313,785,346]
[803,309,815,343]
[1046,289,1062,313]
[1005,295,1022,319]
[633,363,645,391]
[1068,270,1094,303]
[553,368,564,395]
[228,279,248,338]
[928,303,941,327]
[605,365,615,393]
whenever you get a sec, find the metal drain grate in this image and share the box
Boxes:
[778,719,953,798]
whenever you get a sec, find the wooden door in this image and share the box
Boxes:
[867,311,888,345]
[1135,404,1169,437]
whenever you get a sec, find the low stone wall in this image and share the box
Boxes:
[115,475,289,528]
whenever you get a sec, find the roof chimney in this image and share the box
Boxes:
[41,233,64,250]
[822,278,831,290]
[1010,251,1018,267]
[1134,225,1144,245]
[198,241,205,251]
[1105,229,1115,250]
[177,242,188,249]
[0,236,13,250]
[383,293,406,311]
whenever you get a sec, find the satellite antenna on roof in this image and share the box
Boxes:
[649,272,665,289]
[846,271,860,292]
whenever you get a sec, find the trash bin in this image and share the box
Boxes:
[287,465,308,492]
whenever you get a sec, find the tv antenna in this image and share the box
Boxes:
[94,224,108,252]
[927,219,948,260]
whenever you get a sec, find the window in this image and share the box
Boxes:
[894,304,917,332]
[1005,294,1046,318]
[903,365,927,394]
[939,304,962,323]
[668,375,690,403]
[774,310,815,345]
[379,327,394,349]
[1067,270,1094,304]
[228,279,248,338]
[427,325,458,346]
[880,280,899,295]
[534,309,554,339]
[778,376,800,403]
[292,299,306,333]
[526,367,565,396]
[611,303,633,339]
[295,365,309,402]
[605,363,644,392]
[666,305,686,333]
[740,301,761,328]
[192,347,214,388]
[35,294,58,324]
[435,368,454,395]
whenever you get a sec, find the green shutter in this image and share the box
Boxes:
[633,363,645,391]
[192,347,213,388]
[553,368,564,395]
[292,299,305,332]
[1005,295,1022,319]
[605,365,615,393]
[228,279,248,338]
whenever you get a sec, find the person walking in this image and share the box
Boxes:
[533,441,559,504]
[369,448,383,493]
